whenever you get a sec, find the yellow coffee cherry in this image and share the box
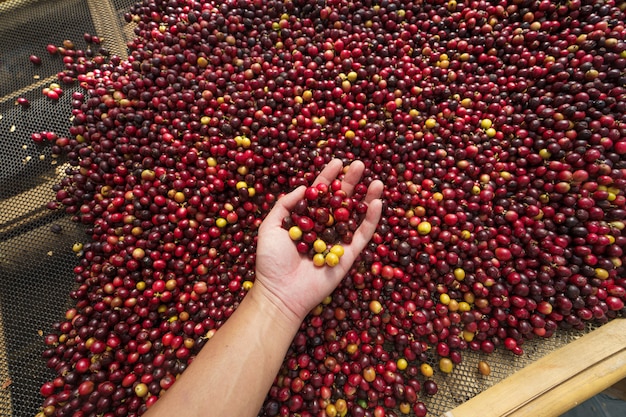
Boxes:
[420,363,434,377]
[595,268,609,280]
[288,226,303,241]
[313,253,326,267]
[417,221,432,235]
[399,402,411,414]
[439,358,454,373]
[325,252,340,267]
[454,268,466,280]
[463,330,475,342]
[174,191,186,203]
[335,399,348,416]
[313,239,327,253]
[329,244,345,258]
[439,293,451,305]
[458,301,471,312]
[369,300,383,314]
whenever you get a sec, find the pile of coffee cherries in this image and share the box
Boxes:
[283,180,369,267]
[32,0,626,416]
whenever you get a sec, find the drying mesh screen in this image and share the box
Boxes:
[0,1,607,416]
[420,324,597,412]
[0,2,135,416]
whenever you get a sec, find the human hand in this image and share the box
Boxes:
[251,159,383,325]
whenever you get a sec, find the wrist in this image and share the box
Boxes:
[246,279,305,332]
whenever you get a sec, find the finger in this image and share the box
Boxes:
[362,179,384,205]
[341,197,383,262]
[261,185,306,229]
[312,158,344,186]
[335,178,382,270]
[340,160,365,196]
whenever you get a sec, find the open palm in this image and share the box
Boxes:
[254,159,384,324]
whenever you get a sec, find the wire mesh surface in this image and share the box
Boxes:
[0,1,615,416]
[0,2,135,416]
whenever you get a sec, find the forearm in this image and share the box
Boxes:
[143,284,302,417]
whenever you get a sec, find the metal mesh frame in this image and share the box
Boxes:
[420,324,598,413]
[0,2,134,416]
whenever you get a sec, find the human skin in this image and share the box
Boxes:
[143,159,384,417]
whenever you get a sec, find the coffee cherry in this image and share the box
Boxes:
[283,185,367,267]
[478,361,491,376]
[288,226,303,241]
